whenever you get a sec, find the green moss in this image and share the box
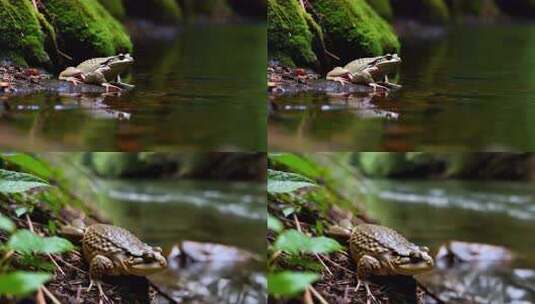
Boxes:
[44,0,132,63]
[124,0,182,24]
[391,0,450,23]
[365,0,393,19]
[268,0,318,67]
[311,0,400,63]
[0,0,50,66]
[97,0,125,20]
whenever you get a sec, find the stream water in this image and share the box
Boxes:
[269,23,535,151]
[92,178,267,303]
[0,24,267,151]
[362,178,535,303]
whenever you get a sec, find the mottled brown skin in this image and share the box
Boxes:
[64,223,167,279]
[349,224,434,280]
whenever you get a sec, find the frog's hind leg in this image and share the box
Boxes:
[88,255,112,303]
[101,83,122,93]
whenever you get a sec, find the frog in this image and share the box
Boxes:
[61,220,167,300]
[326,53,402,91]
[328,223,433,302]
[59,53,135,92]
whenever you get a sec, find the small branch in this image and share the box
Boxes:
[26,214,35,233]
[315,254,332,276]
[308,286,329,304]
[304,287,314,304]
[41,286,62,304]
[293,214,302,233]
[47,254,65,276]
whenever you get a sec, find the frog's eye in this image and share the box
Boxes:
[142,251,155,260]
[153,247,163,253]
[118,54,125,60]
[385,54,392,59]
[420,246,429,252]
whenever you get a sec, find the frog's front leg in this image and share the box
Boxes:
[381,74,402,90]
[114,74,135,90]
[88,255,112,302]
[355,255,381,303]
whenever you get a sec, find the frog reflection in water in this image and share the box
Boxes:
[328,223,434,302]
[61,220,167,301]
[59,53,134,92]
[326,54,402,91]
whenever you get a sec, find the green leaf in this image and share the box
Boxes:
[268,214,283,232]
[14,207,28,217]
[0,271,51,296]
[2,153,54,179]
[282,207,295,217]
[267,169,316,194]
[0,169,50,193]
[268,271,320,296]
[0,213,15,232]
[269,153,322,178]
[8,230,74,255]
[274,229,342,255]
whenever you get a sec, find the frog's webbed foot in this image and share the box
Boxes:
[101,83,122,93]
[61,76,84,86]
[369,83,390,92]
[327,76,352,86]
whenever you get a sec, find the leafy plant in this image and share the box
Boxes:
[0,169,50,193]
[274,229,342,255]
[8,230,74,255]
[267,169,317,194]
[0,272,51,296]
[268,271,320,297]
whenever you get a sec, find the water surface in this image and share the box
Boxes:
[0,24,267,151]
[362,178,535,302]
[269,23,535,151]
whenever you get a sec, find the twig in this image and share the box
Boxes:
[26,214,35,232]
[31,0,38,11]
[315,254,332,276]
[47,253,65,275]
[41,286,62,304]
[304,287,314,304]
[56,255,86,273]
[293,214,302,233]
[149,281,179,304]
[308,286,330,304]
[36,287,46,304]
[322,255,355,274]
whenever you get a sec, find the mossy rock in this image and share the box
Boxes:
[0,0,50,66]
[124,0,182,24]
[97,0,126,20]
[391,0,450,23]
[355,152,437,177]
[311,0,400,65]
[365,0,394,20]
[495,0,535,18]
[44,0,132,64]
[268,0,318,67]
